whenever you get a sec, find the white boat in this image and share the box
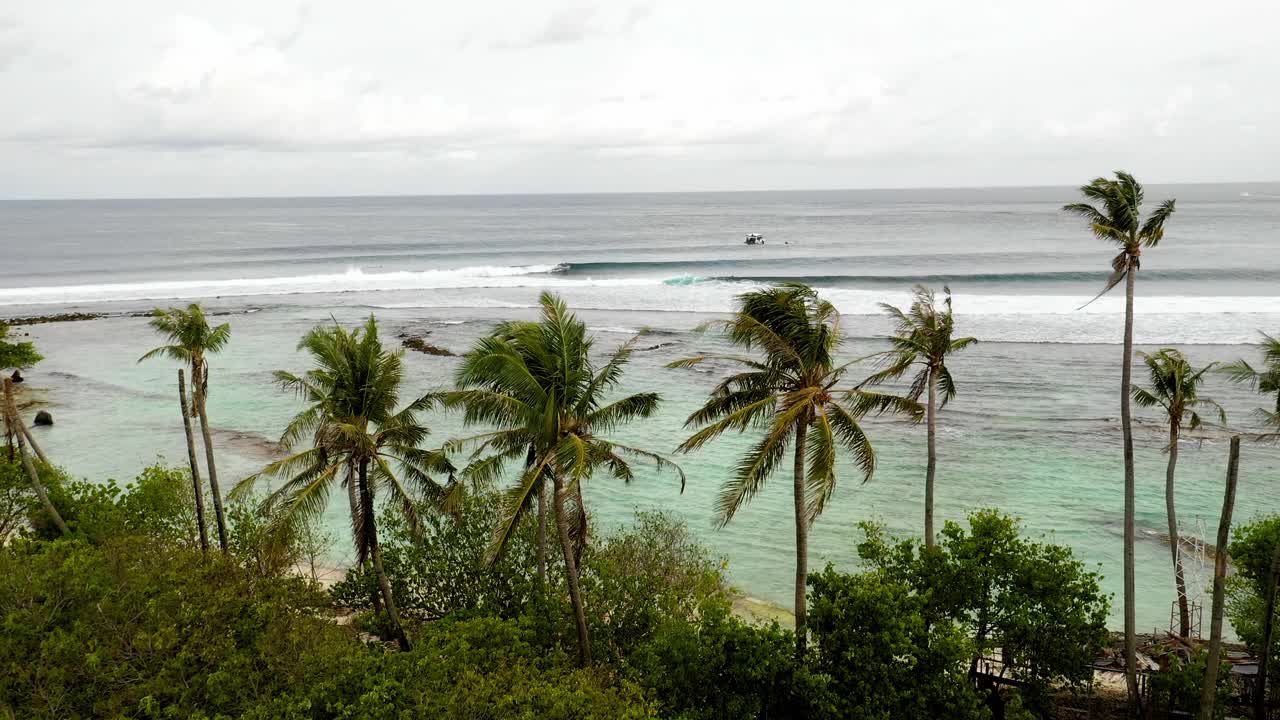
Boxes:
[744,233,765,245]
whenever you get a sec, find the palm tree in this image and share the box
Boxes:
[1222,331,1280,438]
[670,283,919,656]
[1064,171,1175,709]
[444,292,684,666]
[863,285,976,548]
[139,304,232,551]
[1132,349,1224,638]
[1221,332,1280,718]
[232,316,453,651]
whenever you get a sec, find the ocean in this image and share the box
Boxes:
[3,184,1280,632]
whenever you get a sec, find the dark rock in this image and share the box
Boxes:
[33,410,53,426]
[4,312,103,326]
[402,336,455,357]
[9,370,22,383]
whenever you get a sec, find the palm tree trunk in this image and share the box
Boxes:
[194,363,229,553]
[528,445,547,586]
[343,463,381,610]
[925,366,938,549]
[1201,436,1240,720]
[1121,266,1140,713]
[19,420,48,465]
[1164,420,1189,638]
[553,473,592,666]
[3,378,67,534]
[793,421,810,658]
[537,481,548,585]
[359,457,410,651]
[1256,522,1280,720]
[178,370,208,557]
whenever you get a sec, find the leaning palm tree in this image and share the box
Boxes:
[1064,171,1175,710]
[863,285,976,548]
[1132,349,1224,638]
[139,304,231,551]
[670,283,919,656]
[232,316,453,651]
[443,292,684,667]
[1221,331,1280,718]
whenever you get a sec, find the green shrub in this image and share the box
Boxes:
[627,603,805,719]
[1149,650,1231,719]
[0,536,351,719]
[807,565,989,720]
[332,493,544,623]
[241,616,658,720]
[33,462,198,544]
[0,458,34,541]
[580,510,728,665]
[857,510,1109,713]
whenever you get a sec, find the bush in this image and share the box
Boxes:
[332,493,544,622]
[807,565,989,720]
[33,462,199,544]
[0,536,351,719]
[1149,650,1231,719]
[580,510,728,665]
[241,616,658,720]
[0,458,34,541]
[627,603,805,719]
[857,510,1109,713]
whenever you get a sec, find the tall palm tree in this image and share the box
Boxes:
[670,283,919,656]
[863,285,976,548]
[1132,349,1224,638]
[1064,171,1175,709]
[1221,332,1280,718]
[444,292,684,667]
[1222,331,1280,438]
[139,304,232,551]
[232,316,453,651]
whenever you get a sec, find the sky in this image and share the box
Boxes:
[1,0,1277,198]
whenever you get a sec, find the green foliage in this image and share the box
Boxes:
[1226,515,1280,665]
[332,493,545,622]
[446,291,683,563]
[626,604,805,720]
[0,458,35,541]
[1220,331,1280,434]
[234,315,453,568]
[1063,171,1175,300]
[807,565,989,720]
[34,462,198,544]
[0,322,42,370]
[1132,348,1225,429]
[1149,650,1231,718]
[227,495,304,577]
[239,616,658,720]
[581,511,728,665]
[0,536,351,720]
[138,303,231,366]
[670,282,918,525]
[864,284,977,404]
[857,510,1109,711]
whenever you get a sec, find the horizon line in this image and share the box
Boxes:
[3,178,1277,203]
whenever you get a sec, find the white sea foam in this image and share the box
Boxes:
[4,266,1278,345]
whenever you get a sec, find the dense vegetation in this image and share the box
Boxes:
[0,458,1110,719]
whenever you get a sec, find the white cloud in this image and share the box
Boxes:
[0,0,1278,197]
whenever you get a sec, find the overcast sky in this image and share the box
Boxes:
[1,1,1276,198]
